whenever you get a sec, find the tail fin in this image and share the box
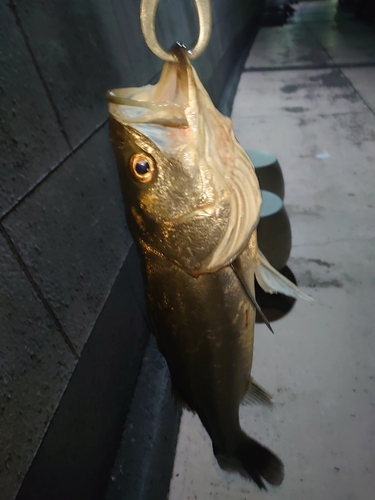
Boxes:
[236,433,284,489]
[215,432,284,490]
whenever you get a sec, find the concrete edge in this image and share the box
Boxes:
[105,336,181,500]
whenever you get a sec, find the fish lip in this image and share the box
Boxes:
[106,89,141,107]
[105,89,185,116]
[169,41,190,72]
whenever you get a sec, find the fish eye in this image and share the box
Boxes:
[129,153,155,183]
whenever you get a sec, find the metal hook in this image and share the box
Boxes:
[140,0,212,62]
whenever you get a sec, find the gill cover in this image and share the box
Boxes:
[107,44,262,275]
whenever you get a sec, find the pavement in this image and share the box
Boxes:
[168,1,375,499]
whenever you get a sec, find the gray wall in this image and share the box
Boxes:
[0,1,263,498]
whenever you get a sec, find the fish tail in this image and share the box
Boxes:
[215,432,284,490]
[235,432,284,489]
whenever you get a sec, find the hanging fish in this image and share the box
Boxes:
[106,43,309,490]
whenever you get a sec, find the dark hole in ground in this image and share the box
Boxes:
[255,266,297,323]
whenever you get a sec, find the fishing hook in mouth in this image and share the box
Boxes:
[140,0,212,62]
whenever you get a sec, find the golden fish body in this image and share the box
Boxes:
[143,232,257,447]
[107,44,309,488]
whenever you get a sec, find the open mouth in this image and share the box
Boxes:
[107,43,262,273]
[106,44,192,128]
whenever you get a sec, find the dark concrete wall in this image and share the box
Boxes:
[0,1,264,498]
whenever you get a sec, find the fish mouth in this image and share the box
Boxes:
[106,43,193,129]
[107,43,262,274]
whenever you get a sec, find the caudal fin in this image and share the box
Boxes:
[215,432,284,490]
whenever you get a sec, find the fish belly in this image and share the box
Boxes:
[140,241,257,453]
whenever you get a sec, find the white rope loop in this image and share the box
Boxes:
[140,0,212,61]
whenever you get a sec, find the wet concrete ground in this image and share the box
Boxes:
[168,1,375,499]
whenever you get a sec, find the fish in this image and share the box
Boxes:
[106,43,310,489]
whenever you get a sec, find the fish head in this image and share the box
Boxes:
[107,44,261,276]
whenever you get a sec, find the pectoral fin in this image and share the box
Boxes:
[255,249,313,301]
[242,377,274,408]
[231,260,274,334]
